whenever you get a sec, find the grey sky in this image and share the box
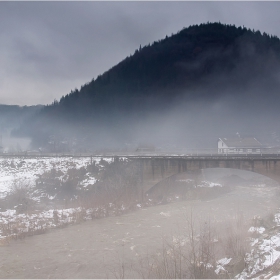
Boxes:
[1,1,280,106]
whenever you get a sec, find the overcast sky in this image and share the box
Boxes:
[1,1,280,106]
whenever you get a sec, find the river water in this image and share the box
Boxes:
[0,184,279,278]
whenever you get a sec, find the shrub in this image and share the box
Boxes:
[4,180,35,213]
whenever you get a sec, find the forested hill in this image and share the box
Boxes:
[58,22,280,115]
[15,22,280,150]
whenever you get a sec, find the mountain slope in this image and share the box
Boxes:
[60,22,280,108]
[15,22,280,151]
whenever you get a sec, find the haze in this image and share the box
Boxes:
[0,3,280,279]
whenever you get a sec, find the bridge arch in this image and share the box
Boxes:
[137,157,280,193]
[147,167,279,197]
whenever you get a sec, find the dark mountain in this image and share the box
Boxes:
[14,22,280,151]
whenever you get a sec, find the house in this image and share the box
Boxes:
[218,137,263,154]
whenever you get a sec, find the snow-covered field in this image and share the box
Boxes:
[0,156,113,198]
[0,156,139,244]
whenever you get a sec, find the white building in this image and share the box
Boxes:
[218,137,262,154]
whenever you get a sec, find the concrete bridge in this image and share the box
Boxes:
[120,155,280,194]
[1,153,280,194]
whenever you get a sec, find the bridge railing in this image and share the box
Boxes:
[0,147,280,158]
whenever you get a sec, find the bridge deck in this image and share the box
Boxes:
[1,153,280,160]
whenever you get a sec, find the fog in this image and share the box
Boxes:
[202,168,278,185]
[15,31,280,153]
[1,135,31,153]
[1,93,280,277]
[48,84,280,152]
[19,81,280,153]
[1,17,280,280]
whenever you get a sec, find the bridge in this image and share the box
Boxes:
[1,151,280,194]
[120,154,280,195]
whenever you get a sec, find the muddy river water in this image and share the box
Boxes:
[0,184,279,278]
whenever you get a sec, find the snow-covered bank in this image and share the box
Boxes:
[0,203,133,243]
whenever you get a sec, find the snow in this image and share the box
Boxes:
[275,213,280,226]
[0,205,129,240]
[237,231,280,278]
[177,179,194,183]
[160,211,171,217]
[215,257,232,275]
[249,227,266,234]
[176,179,222,188]
[0,207,86,239]
[261,235,280,267]
[0,156,111,198]
[80,174,97,187]
[250,238,259,246]
[197,181,222,188]
[270,274,280,280]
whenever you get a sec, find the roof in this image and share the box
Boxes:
[219,137,262,148]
